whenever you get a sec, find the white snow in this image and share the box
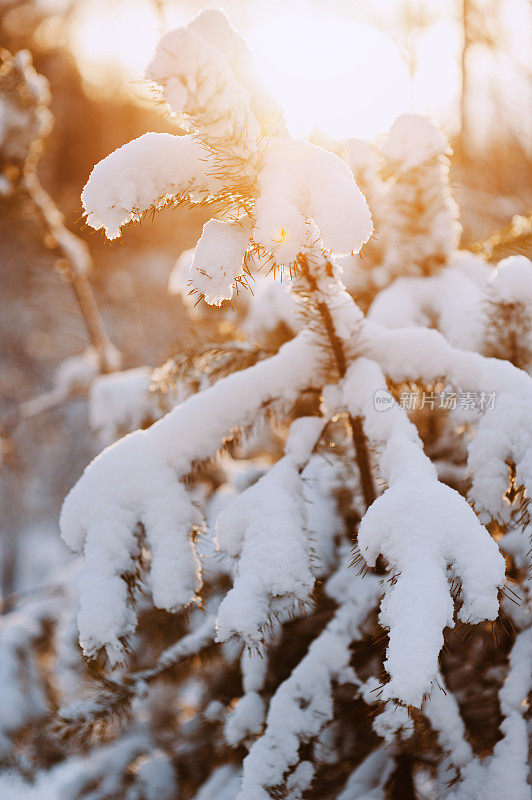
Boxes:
[148,25,247,119]
[381,113,451,173]
[224,691,265,746]
[134,752,177,800]
[0,49,52,172]
[188,9,286,139]
[190,219,251,306]
[364,317,531,396]
[368,254,530,362]
[338,748,393,800]
[0,599,58,755]
[368,265,486,350]
[424,675,473,770]
[468,390,532,525]
[480,627,532,800]
[489,255,532,304]
[57,734,150,800]
[237,561,381,800]
[215,418,322,645]
[342,358,505,707]
[378,114,461,283]
[82,133,213,239]
[243,279,300,340]
[148,8,285,165]
[253,138,373,263]
[54,348,101,394]
[147,18,259,153]
[430,628,532,800]
[225,648,268,746]
[89,367,158,445]
[372,701,414,743]
[364,315,532,532]
[60,333,321,661]
[193,765,241,800]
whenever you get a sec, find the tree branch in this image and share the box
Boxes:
[24,173,120,373]
[297,255,376,508]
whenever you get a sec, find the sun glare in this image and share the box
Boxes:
[67,0,180,97]
[65,0,460,140]
[247,13,411,140]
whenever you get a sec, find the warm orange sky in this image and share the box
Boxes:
[47,0,531,144]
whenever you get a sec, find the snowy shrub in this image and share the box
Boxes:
[1,10,531,800]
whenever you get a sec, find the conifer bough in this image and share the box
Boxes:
[26,8,532,800]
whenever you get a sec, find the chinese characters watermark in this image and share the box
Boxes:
[373,389,497,412]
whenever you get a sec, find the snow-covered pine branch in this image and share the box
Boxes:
[0,49,52,194]
[363,317,532,527]
[380,113,461,283]
[425,628,532,800]
[7,8,527,799]
[0,598,58,759]
[81,11,372,307]
[326,114,462,312]
[81,133,217,240]
[88,367,159,446]
[215,417,323,647]
[61,332,321,662]
[482,255,532,372]
[237,559,382,800]
[340,358,504,706]
[0,48,118,368]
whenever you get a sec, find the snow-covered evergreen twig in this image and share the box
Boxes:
[5,10,529,799]
[380,113,461,284]
[65,1,530,721]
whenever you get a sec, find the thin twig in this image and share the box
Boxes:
[1,384,88,439]
[23,173,120,373]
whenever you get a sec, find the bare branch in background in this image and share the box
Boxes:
[24,173,120,373]
[0,48,120,446]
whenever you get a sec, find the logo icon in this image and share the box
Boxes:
[374,389,394,412]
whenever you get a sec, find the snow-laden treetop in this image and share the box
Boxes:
[81,8,372,304]
[380,112,451,174]
[63,9,532,725]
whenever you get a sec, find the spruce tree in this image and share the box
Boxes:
[1,11,531,800]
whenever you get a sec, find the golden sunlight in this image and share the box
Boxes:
[247,13,411,140]
[61,0,506,141]
[62,0,445,138]
[66,0,177,95]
